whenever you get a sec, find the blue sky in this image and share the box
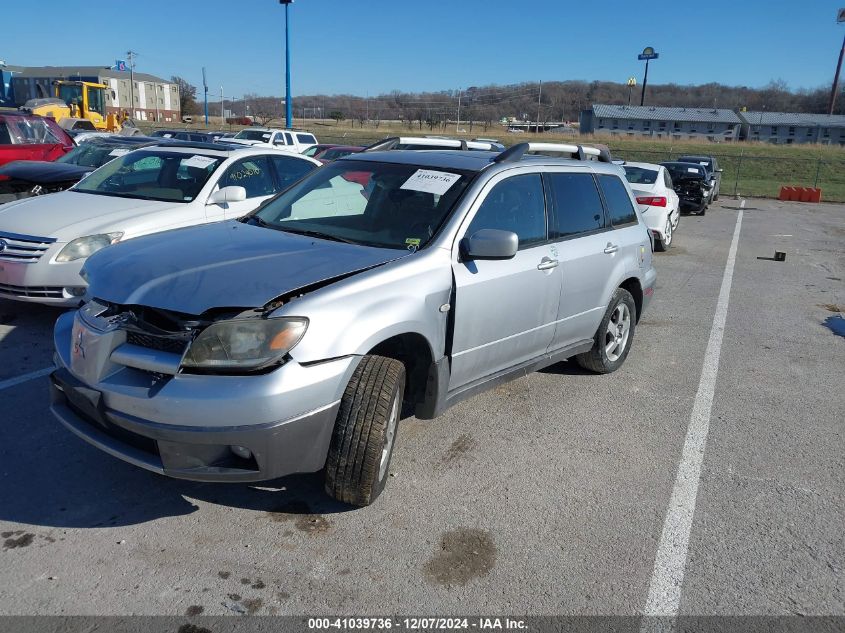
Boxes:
[2,1,844,98]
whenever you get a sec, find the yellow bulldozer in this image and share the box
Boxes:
[22,80,126,132]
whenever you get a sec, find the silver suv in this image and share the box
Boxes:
[50,143,656,506]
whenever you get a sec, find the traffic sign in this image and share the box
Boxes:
[114,59,127,71]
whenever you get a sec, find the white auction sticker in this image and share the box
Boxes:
[687,167,700,173]
[108,148,129,157]
[400,169,461,195]
[182,155,218,169]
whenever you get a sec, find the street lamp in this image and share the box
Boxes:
[637,47,659,106]
[626,77,637,106]
[279,0,294,129]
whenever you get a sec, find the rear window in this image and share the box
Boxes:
[597,174,638,226]
[296,133,316,144]
[623,166,658,185]
[0,116,63,146]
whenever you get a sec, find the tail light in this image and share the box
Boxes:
[636,196,667,207]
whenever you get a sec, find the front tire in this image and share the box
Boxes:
[324,355,405,507]
[576,288,636,374]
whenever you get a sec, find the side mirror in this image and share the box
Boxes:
[207,185,247,205]
[460,229,519,260]
[274,138,286,146]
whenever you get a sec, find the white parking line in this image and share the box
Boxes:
[0,367,54,392]
[642,209,744,619]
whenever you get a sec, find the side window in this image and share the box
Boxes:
[273,133,285,145]
[597,174,638,226]
[218,156,275,198]
[663,170,673,188]
[270,155,317,190]
[284,132,294,145]
[296,133,316,144]
[546,173,606,239]
[466,174,546,248]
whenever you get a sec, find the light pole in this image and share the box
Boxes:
[626,77,637,106]
[828,8,845,115]
[637,47,659,106]
[279,0,294,129]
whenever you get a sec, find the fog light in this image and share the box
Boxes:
[65,287,86,297]
[230,445,252,460]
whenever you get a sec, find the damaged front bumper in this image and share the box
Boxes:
[50,310,357,482]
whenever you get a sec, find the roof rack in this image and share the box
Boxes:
[363,136,501,152]
[493,142,613,164]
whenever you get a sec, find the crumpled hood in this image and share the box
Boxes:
[84,221,410,314]
[0,191,183,241]
[0,160,91,185]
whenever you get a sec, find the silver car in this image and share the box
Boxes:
[50,142,656,506]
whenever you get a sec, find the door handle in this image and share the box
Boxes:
[603,243,619,254]
[537,257,559,271]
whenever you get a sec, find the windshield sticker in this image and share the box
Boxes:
[182,155,217,169]
[400,169,461,195]
[405,237,421,247]
[162,133,172,138]
[687,167,700,173]
[108,148,130,157]
[699,162,709,166]
[262,134,271,140]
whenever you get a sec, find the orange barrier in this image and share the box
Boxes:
[779,186,822,203]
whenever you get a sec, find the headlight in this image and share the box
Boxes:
[55,232,123,262]
[181,317,308,372]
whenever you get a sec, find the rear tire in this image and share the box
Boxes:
[576,288,637,374]
[324,355,405,507]
[655,218,672,252]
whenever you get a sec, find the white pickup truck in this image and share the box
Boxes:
[226,128,318,153]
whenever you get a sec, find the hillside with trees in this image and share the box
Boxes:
[210,79,843,128]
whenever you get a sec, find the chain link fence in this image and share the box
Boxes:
[605,147,845,203]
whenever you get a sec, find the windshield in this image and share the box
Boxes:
[320,148,360,161]
[57,142,136,168]
[623,166,658,184]
[248,160,474,250]
[73,150,224,202]
[235,130,273,142]
[57,84,83,107]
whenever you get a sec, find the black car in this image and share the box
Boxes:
[150,129,217,142]
[661,162,712,215]
[0,135,162,201]
[677,155,722,201]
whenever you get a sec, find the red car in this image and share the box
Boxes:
[0,112,75,168]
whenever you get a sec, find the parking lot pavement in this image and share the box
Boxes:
[0,198,841,617]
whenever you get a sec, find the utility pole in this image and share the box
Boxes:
[202,67,209,127]
[220,85,224,123]
[828,8,845,115]
[536,80,542,133]
[126,50,137,119]
[456,88,462,134]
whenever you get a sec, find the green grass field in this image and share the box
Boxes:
[148,118,845,203]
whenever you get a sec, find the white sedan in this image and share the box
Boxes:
[622,161,680,252]
[0,143,320,306]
